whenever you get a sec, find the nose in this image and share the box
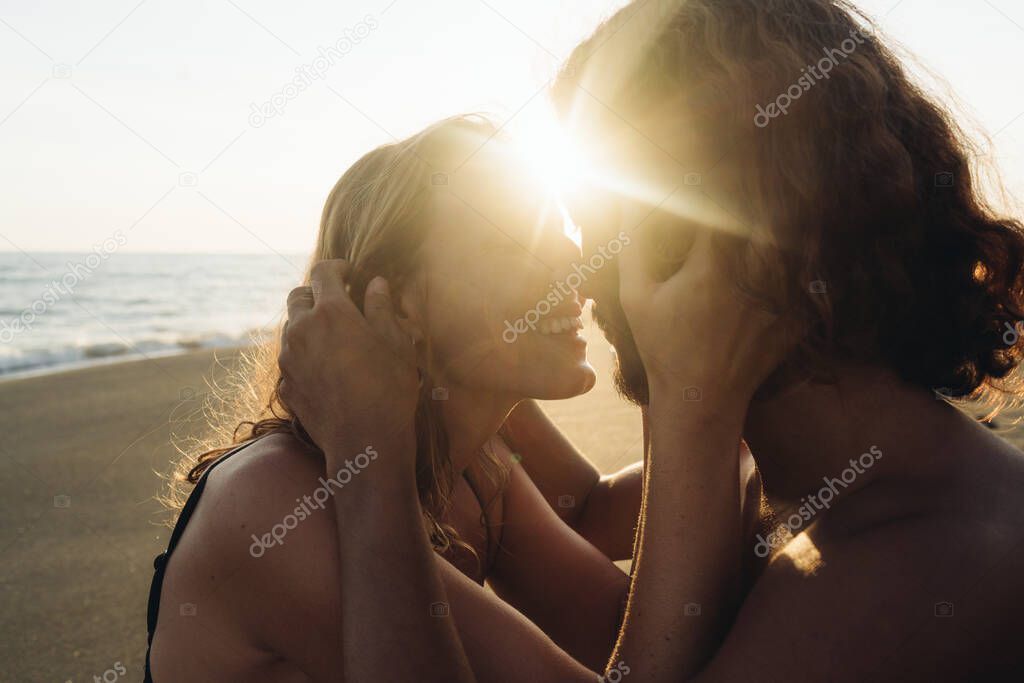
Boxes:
[545,235,587,305]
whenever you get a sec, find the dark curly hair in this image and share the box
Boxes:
[553,0,1024,412]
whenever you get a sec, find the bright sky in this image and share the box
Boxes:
[1,0,1022,254]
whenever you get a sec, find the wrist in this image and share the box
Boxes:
[323,416,414,455]
[648,379,750,431]
[324,429,414,476]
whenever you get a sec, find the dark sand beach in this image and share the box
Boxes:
[0,320,644,682]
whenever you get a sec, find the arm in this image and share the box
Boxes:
[280,263,475,683]
[485,441,629,670]
[327,431,475,683]
[607,227,780,680]
[611,396,746,678]
[503,399,643,560]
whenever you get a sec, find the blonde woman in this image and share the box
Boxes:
[144,115,651,682]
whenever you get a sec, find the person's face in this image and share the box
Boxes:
[410,145,596,401]
[556,106,683,405]
[561,100,745,405]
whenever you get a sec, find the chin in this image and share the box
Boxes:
[612,360,648,406]
[592,302,649,405]
[529,363,597,400]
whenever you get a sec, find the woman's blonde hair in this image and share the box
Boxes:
[167,114,508,557]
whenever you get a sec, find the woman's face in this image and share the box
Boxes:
[411,147,597,401]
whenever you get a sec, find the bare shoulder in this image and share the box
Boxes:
[705,436,1024,682]
[157,433,344,675]
[193,431,342,588]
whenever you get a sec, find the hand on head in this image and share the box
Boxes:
[279,259,420,456]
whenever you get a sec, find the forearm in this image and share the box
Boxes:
[327,431,475,683]
[611,385,745,681]
[502,400,601,526]
[574,463,644,561]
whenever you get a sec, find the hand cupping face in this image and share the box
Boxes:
[616,224,785,407]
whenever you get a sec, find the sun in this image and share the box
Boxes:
[515,106,591,201]
[510,106,595,245]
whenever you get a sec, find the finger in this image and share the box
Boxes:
[364,277,414,359]
[309,260,352,308]
[286,286,315,323]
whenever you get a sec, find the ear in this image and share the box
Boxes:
[393,278,426,345]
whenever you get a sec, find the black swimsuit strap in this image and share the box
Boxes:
[144,440,256,682]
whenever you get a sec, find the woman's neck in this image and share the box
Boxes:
[438,385,518,475]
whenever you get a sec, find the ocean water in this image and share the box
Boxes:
[0,251,306,377]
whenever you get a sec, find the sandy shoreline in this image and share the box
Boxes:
[0,326,643,681]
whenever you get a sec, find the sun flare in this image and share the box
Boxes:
[516,108,592,201]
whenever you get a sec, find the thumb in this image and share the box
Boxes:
[364,277,412,355]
